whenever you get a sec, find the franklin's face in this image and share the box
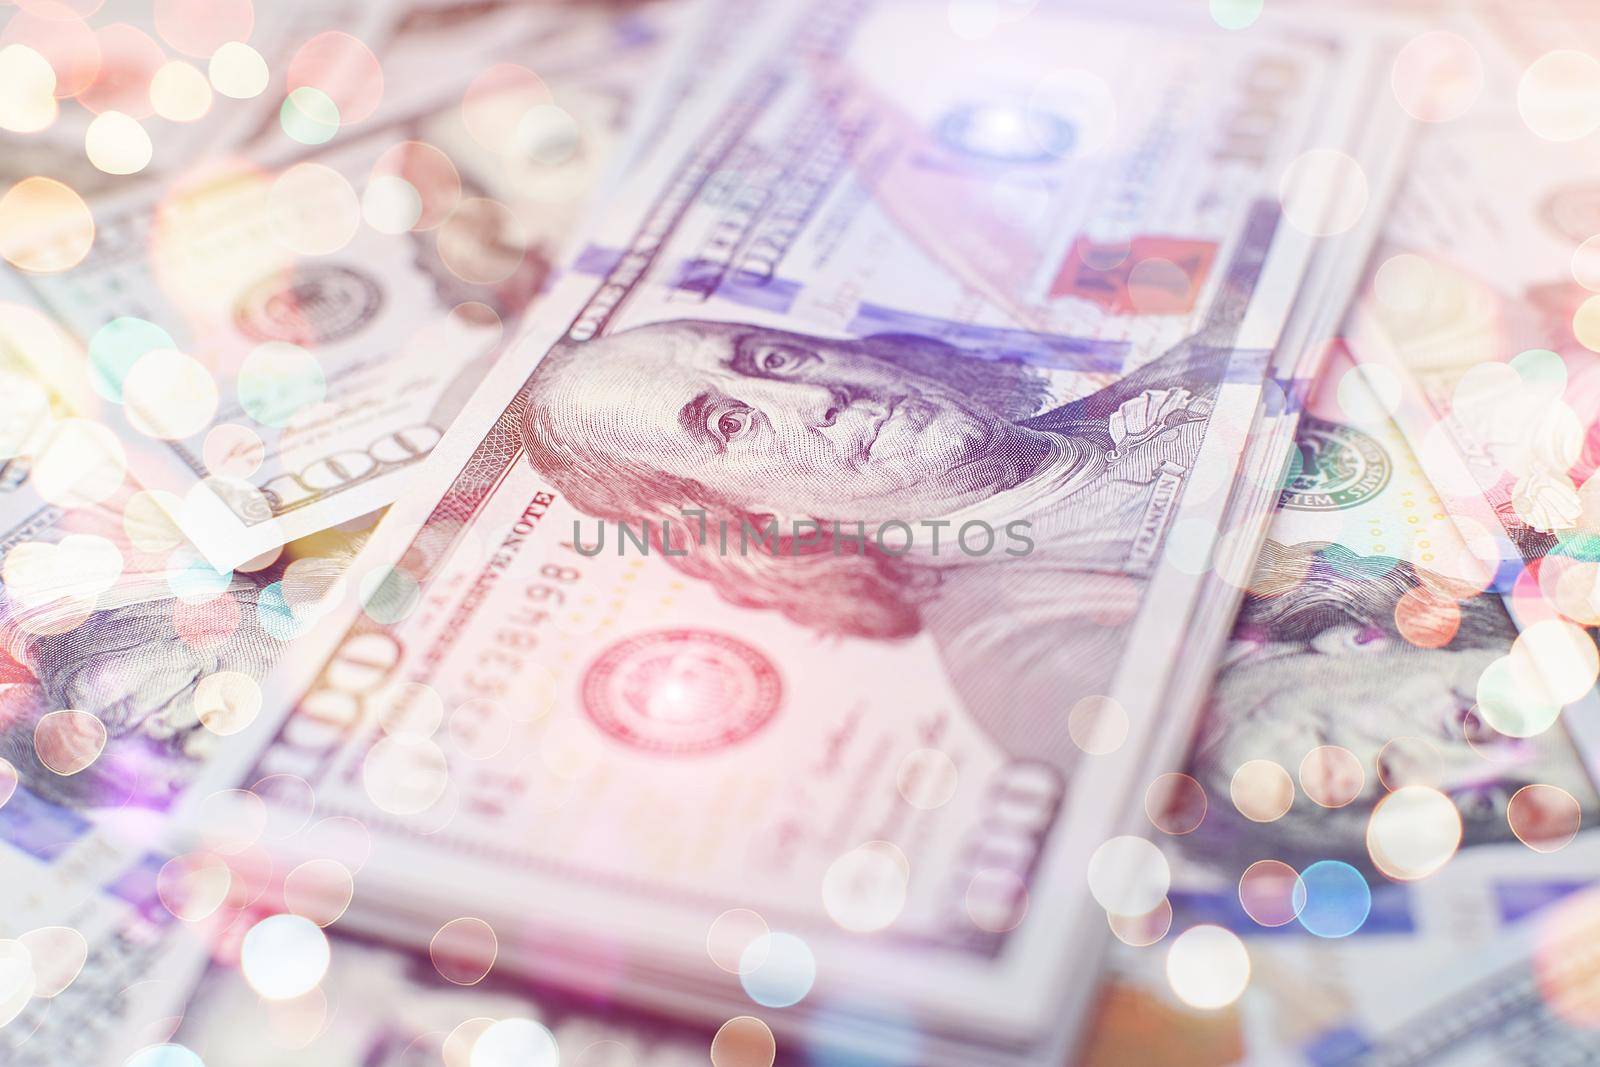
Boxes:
[537,321,1036,521]
[17,591,280,809]
[1209,624,1595,839]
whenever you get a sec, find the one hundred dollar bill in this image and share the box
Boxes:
[1079,346,1600,1066]
[2,1,682,571]
[1340,7,1600,780]
[0,290,328,1065]
[168,3,1396,1062]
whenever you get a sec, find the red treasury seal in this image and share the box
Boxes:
[581,629,782,753]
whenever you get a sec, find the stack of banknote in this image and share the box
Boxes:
[1,0,1599,1064]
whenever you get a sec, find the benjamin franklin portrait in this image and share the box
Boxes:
[0,549,346,814]
[520,317,1232,767]
[1183,540,1598,872]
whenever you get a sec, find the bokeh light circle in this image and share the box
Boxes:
[514,104,580,166]
[362,734,448,815]
[0,177,95,272]
[966,867,1029,933]
[1292,861,1371,938]
[1067,694,1127,754]
[89,316,173,401]
[156,852,232,921]
[34,709,106,775]
[1508,784,1582,853]
[1165,925,1250,1010]
[203,422,266,478]
[1376,736,1443,791]
[123,1045,205,1067]
[1394,586,1460,649]
[1208,0,1261,31]
[209,41,266,99]
[362,174,422,234]
[85,109,152,175]
[287,31,383,125]
[821,841,908,933]
[1087,835,1170,916]
[192,787,266,854]
[1230,758,1294,822]
[1518,50,1600,142]
[193,670,261,735]
[1144,772,1206,835]
[707,910,769,976]
[1107,898,1172,947]
[269,162,360,255]
[1298,745,1364,808]
[123,348,218,438]
[738,932,815,1008]
[21,925,87,998]
[372,140,460,230]
[1476,654,1563,738]
[443,1018,495,1067]
[1573,235,1600,293]
[710,1016,775,1067]
[430,917,498,986]
[1511,618,1600,704]
[436,197,527,285]
[8,10,99,101]
[0,43,58,133]
[0,939,33,1028]
[283,858,355,927]
[1366,786,1462,881]
[359,564,421,624]
[1373,253,1436,315]
[149,59,212,121]
[462,63,551,152]
[280,86,340,146]
[1238,860,1304,927]
[1575,295,1600,353]
[471,1018,559,1067]
[240,914,330,1000]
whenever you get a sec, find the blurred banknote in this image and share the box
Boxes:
[0,831,214,1067]
[1077,345,1600,1066]
[0,317,354,1065]
[0,278,359,816]
[1338,8,1600,576]
[0,0,404,195]
[1346,61,1600,568]
[173,933,713,1067]
[1298,884,1600,1066]
[1,0,683,570]
[167,2,1398,1063]
[1339,8,1600,782]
